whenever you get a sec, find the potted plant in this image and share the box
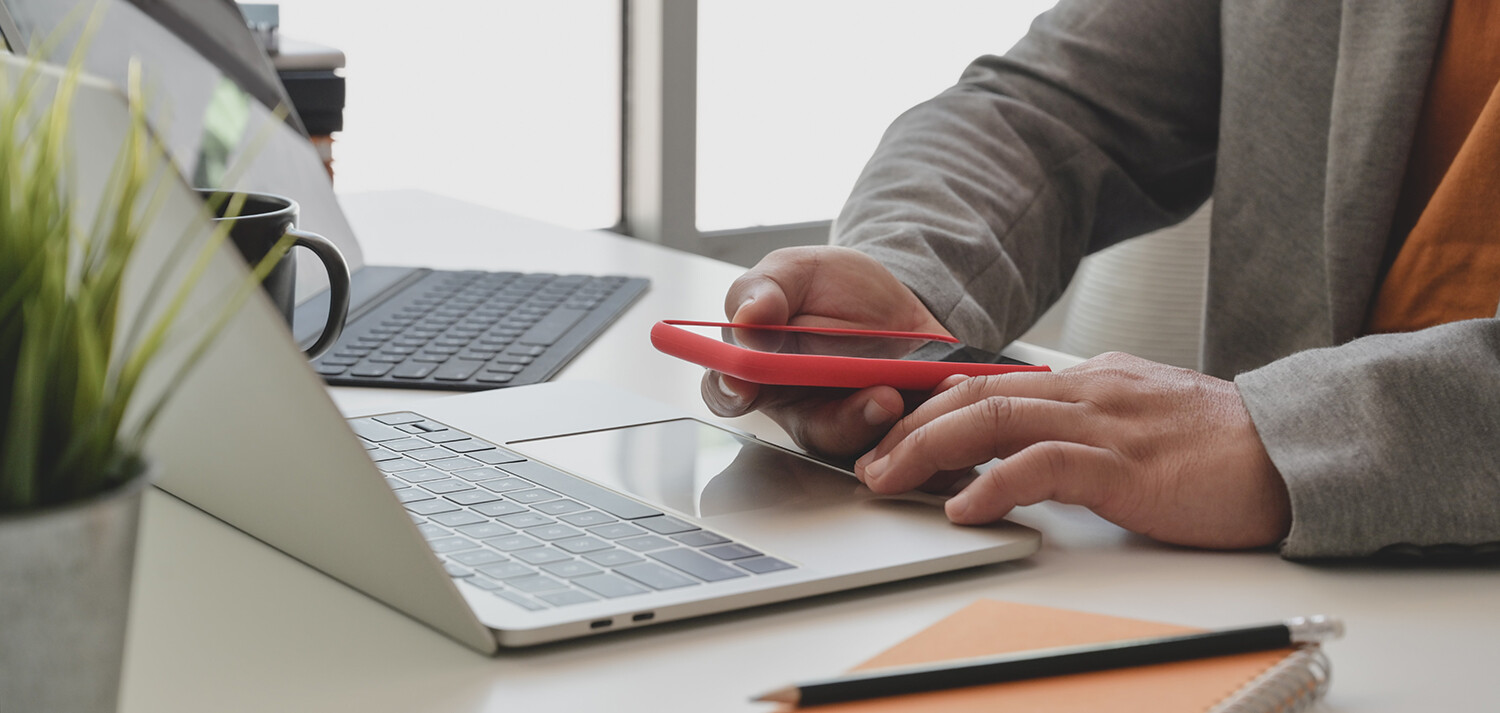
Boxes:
[0,48,284,711]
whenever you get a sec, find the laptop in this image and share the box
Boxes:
[3,0,649,392]
[30,46,1040,657]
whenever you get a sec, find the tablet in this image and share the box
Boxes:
[650,320,1050,390]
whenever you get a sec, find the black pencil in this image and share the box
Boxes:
[751,615,1343,707]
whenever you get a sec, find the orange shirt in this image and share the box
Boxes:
[1366,0,1500,334]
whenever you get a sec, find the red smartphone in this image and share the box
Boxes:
[650,320,1050,390]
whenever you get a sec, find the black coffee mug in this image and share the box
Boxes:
[200,190,350,360]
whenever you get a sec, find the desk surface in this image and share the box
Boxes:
[120,191,1497,712]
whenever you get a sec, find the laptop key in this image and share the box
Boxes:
[422,479,474,495]
[536,590,598,607]
[395,489,434,504]
[528,524,583,541]
[497,512,555,529]
[444,439,498,454]
[736,557,796,574]
[419,430,471,444]
[373,413,424,426]
[589,523,646,540]
[500,460,662,520]
[427,536,480,554]
[470,501,528,518]
[541,560,604,579]
[429,510,486,527]
[649,548,748,582]
[486,534,543,552]
[533,499,588,515]
[416,523,451,539]
[703,543,760,561]
[672,530,731,547]
[406,447,459,462]
[464,576,503,591]
[376,459,424,473]
[506,488,561,505]
[554,536,613,555]
[433,359,485,381]
[506,574,569,594]
[618,535,675,552]
[430,459,487,473]
[635,515,699,535]
[559,510,616,527]
[513,548,573,566]
[491,590,547,612]
[349,419,408,442]
[390,361,438,380]
[456,522,515,539]
[614,562,698,590]
[405,499,461,516]
[449,549,507,567]
[445,490,502,506]
[476,562,537,580]
[383,437,433,452]
[583,549,644,567]
[479,477,532,493]
[573,573,649,599]
[468,448,527,465]
[395,468,448,483]
[444,564,473,578]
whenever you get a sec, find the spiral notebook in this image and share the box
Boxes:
[776,600,1331,713]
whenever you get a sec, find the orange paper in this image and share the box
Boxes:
[785,600,1294,712]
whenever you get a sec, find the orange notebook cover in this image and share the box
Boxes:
[781,600,1311,712]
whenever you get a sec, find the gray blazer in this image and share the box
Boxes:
[831,0,1500,558]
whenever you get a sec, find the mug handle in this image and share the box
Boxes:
[286,227,350,360]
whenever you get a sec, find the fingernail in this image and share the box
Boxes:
[862,399,898,426]
[731,296,756,322]
[716,374,743,404]
[946,493,971,520]
[862,456,887,485]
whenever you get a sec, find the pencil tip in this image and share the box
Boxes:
[752,687,799,704]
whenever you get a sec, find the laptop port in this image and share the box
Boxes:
[590,619,613,630]
[632,612,655,622]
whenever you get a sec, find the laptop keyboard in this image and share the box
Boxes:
[349,412,797,612]
[314,270,649,391]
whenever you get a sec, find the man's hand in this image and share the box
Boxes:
[854,352,1292,549]
[701,246,948,459]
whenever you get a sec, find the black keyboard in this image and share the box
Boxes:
[311,270,648,391]
[349,412,797,612]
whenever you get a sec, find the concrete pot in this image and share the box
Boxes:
[0,468,150,713]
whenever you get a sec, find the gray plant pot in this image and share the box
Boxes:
[0,469,151,713]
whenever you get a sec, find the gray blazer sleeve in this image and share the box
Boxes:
[831,0,1221,351]
[1237,321,1500,559]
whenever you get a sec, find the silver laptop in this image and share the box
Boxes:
[28,50,1039,657]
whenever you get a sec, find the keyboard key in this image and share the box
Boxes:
[497,512,555,529]
[445,564,475,578]
[429,458,485,473]
[479,477,533,493]
[456,522,515,539]
[573,573,649,599]
[394,489,434,504]
[382,438,432,452]
[366,449,404,463]
[506,574,569,593]
[589,523,646,540]
[416,523,450,539]
[506,488,561,505]
[672,530,731,547]
[486,534,543,552]
[428,536,480,554]
[385,476,410,490]
[533,499,588,516]
[618,535,674,552]
[560,511,617,527]
[349,419,408,442]
[499,460,662,520]
[583,549,645,567]
[536,590,598,607]
[477,562,536,580]
[395,468,448,483]
[513,548,573,566]
[405,499,461,516]
[468,448,527,465]
[350,361,393,377]
[429,510,487,527]
[470,500,528,518]
[406,447,458,462]
[528,524,583,541]
[541,560,604,578]
[736,557,796,574]
[433,360,485,381]
[464,576,503,591]
[419,430,472,444]
[517,307,588,346]
[444,439,498,454]
[702,543,761,561]
[649,548,748,582]
[315,363,348,376]
[615,562,698,590]
[554,536,613,555]
[376,459,424,473]
[450,549,508,566]
[635,515,699,535]
[391,362,438,379]
[476,373,515,384]
[445,490,502,506]
[421,479,474,495]
[491,590,546,611]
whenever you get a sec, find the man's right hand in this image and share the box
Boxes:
[700,246,949,460]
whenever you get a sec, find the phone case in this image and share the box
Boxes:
[650,320,1051,390]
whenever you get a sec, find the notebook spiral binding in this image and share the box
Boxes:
[1209,646,1332,713]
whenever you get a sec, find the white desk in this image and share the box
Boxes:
[120,191,1498,712]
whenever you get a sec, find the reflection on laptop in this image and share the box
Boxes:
[3,0,648,391]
